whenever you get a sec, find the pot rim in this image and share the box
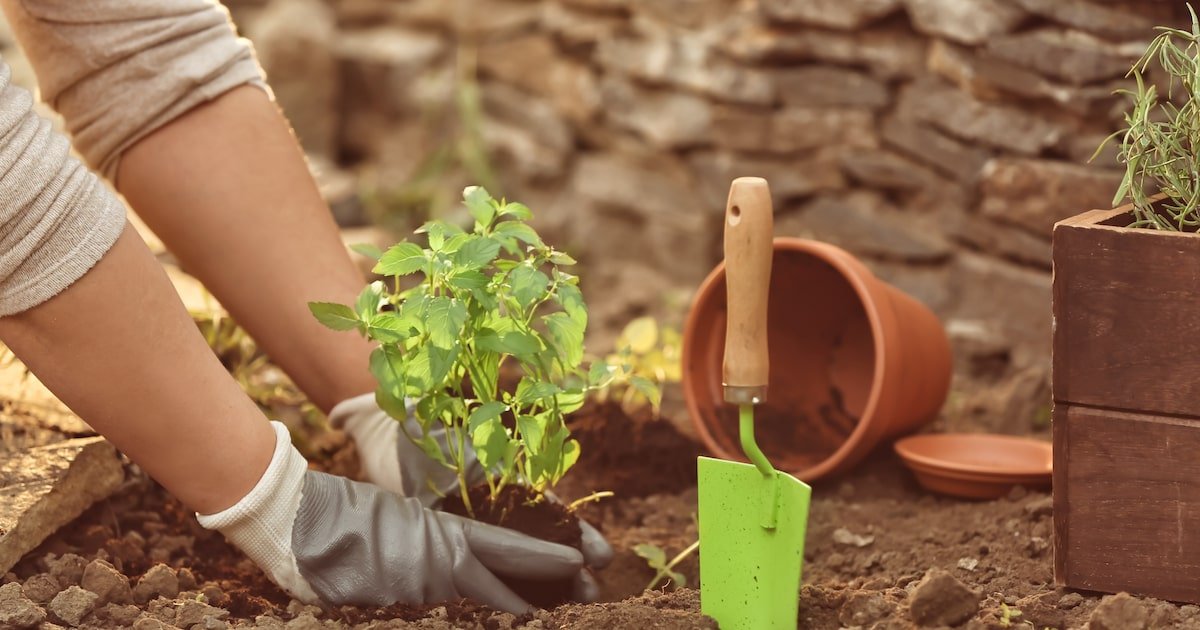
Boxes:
[682,237,889,481]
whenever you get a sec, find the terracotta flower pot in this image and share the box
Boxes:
[682,237,952,482]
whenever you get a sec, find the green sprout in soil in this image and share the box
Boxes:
[311,186,610,516]
[591,316,679,415]
[634,541,700,591]
[1099,4,1200,230]
[998,603,1024,628]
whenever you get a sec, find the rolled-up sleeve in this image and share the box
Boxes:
[0,59,126,316]
[0,0,268,181]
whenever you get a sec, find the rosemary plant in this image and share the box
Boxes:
[1102,5,1200,230]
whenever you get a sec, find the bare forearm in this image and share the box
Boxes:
[117,86,376,412]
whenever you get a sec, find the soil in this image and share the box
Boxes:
[441,485,582,608]
[5,395,1200,628]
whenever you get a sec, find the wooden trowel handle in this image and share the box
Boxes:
[722,177,773,405]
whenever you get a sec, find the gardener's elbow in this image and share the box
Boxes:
[0,0,269,181]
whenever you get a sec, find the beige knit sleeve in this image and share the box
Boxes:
[0,60,126,317]
[0,0,269,181]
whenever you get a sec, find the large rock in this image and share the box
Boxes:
[904,0,1026,45]
[601,75,713,149]
[249,0,338,158]
[713,106,876,154]
[839,147,944,192]
[721,24,924,79]
[895,79,1065,155]
[596,34,775,106]
[1009,0,1153,40]
[478,34,600,125]
[688,150,845,210]
[985,28,1139,86]
[481,84,574,181]
[773,66,889,109]
[927,39,1072,104]
[777,192,952,262]
[880,116,990,183]
[761,0,902,29]
[978,158,1123,237]
[0,439,124,575]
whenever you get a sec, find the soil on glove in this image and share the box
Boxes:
[442,484,582,608]
[6,396,1200,628]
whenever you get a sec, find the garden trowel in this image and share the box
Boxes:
[697,177,811,630]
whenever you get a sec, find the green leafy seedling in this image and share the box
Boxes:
[311,186,604,516]
[592,316,681,415]
[634,540,700,591]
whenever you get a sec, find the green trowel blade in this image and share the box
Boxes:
[698,456,811,630]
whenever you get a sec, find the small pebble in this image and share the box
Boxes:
[133,617,172,630]
[1090,592,1148,630]
[1024,496,1054,519]
[1007,485,1028,501]
[48,586,98,627]
[176,600,228,628]
[832,527,875,548]
[177,568,198,591]
[80,559,132,605]
[134,564,180,604]
[285,612,324,630]
[957,557,979,571]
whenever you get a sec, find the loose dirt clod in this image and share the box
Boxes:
[0,581,46,628]
[133,564,180,604]
[47,585,97,627]
[44,554,86,587]
[21,573,59,604]
[839,591,894,626]
[80,558,131,605]
[909,569,980,627]
[1089,592,1149,630]
[176,599,230,627]
[96,602,141,626]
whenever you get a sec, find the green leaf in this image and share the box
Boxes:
[634,544,667,569]
[464,186,496,226]
[556,388,586,414]
[549,250,577,265]
[355,281,385,320]
[427,345,458,385]
[374,243,427,276]
[366,312,412,343]
[630,376,662,409]
[544,312,585,368]
[468,401,507,432]
[350,243,383,260]
[448,269,489,291]
[416,433,450,467]
[369,346,408,419]
[618,317,658,354]
[515,378,560,405]
[510,266,550,308]
[471,417,510,470]
[517,414,548,455]
[493,221,543,248]
[499,331,541,359]
[309,302,359,331]
[588,361,614,387]
[556,282,587,326]
[426,297,468,349]
[454,236,501,269]
[560,437,581,478]
[501,201,533,220]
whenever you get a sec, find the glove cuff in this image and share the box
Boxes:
[196,421,321,603]
[327,391,378,430]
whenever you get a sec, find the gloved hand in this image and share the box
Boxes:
[330,393,613,575]
[198,422,590,612]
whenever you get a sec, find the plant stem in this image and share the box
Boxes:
[567,491,614,511]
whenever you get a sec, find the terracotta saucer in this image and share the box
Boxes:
[894,434,1052,500]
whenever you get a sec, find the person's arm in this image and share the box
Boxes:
[0,48,586,613]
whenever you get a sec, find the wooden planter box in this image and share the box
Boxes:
[1054,203,1200,603]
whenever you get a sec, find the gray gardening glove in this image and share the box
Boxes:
[330,393,614,580]
[198,421,590,612]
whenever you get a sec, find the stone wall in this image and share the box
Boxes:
[5,0,1191,432]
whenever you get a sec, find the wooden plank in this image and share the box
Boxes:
[1053,205,1200,418]
[1056,404,1200,603]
